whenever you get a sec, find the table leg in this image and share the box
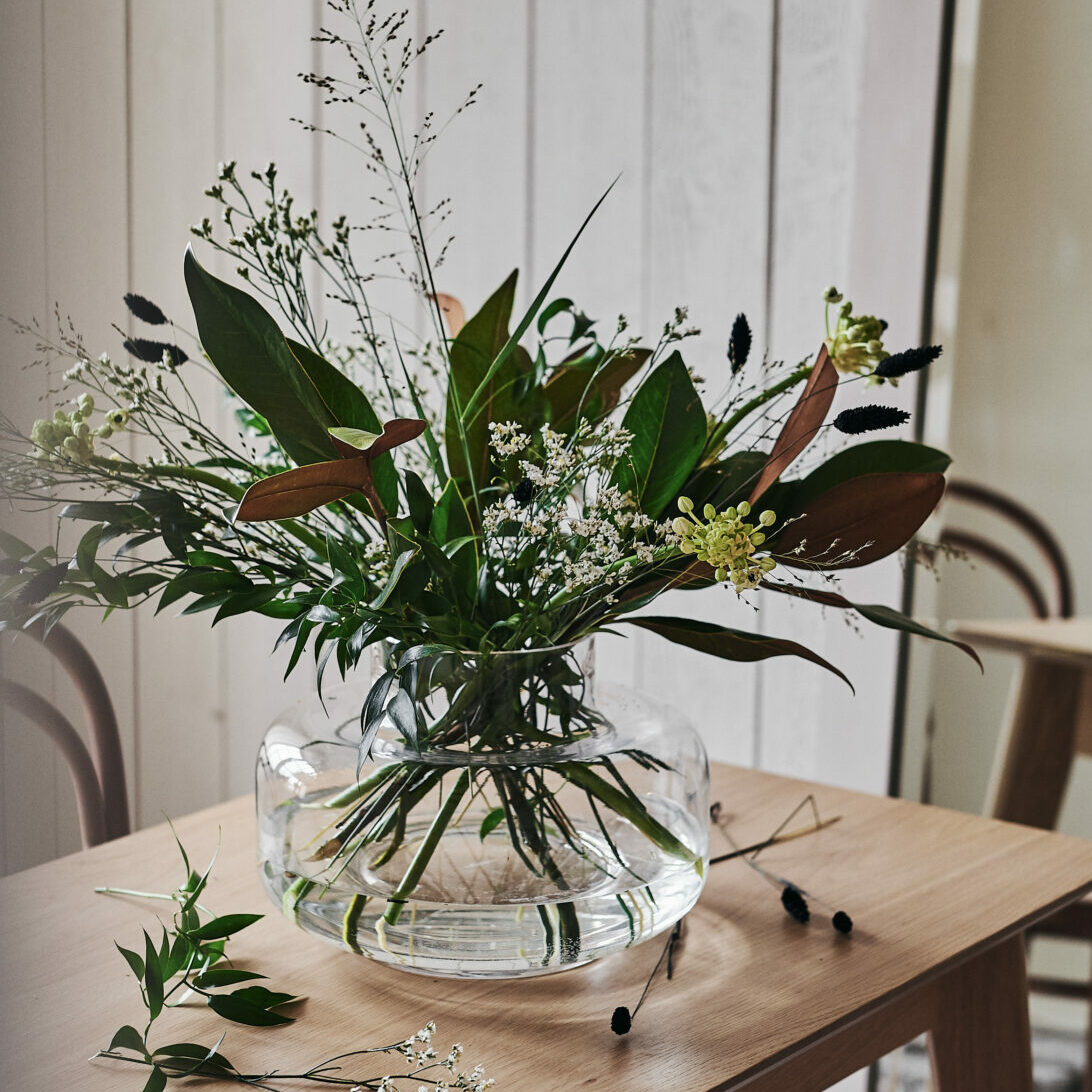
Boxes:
[987,657,1083,828]
[928,934,1032,1091]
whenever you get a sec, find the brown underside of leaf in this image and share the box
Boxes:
[236,460,370,522]
[748,344,837,505]
[773,471,945,569]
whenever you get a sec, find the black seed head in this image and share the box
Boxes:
[832,910,854,935]
[122,338,189,367]
[610,1005,632,1035]
[832,405,911,435]
[512,478,535,507]
[123,293,168,325]
[780,885,810,924]
[874,344,942,379]
[728,312,752,373]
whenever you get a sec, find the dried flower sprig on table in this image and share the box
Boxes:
[95,826,492,1091]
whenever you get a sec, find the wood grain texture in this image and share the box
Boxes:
[2,763,1090,1090]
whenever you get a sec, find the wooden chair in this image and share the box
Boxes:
[0,622,129,848]
[939,478,1090,1088]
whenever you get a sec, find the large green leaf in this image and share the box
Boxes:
[542,346,650,432]
[624,615,853,689]
[287,339,397,509]
[185,248,339,464]
[444,271,525,488]
[613,351,706,517]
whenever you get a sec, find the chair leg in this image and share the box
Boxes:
[928,934,1032,1092]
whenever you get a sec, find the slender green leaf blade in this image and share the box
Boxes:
[186,913,263,941]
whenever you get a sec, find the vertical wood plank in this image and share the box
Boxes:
[527,0,648,695]
[644,0,773,765]
[127,0,227,825]
[39,0,136,858]
[418,1,529,317]
[0,0,56,874]
[218,0,324,797]
[758,0,943,797]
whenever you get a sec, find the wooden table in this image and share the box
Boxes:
[3,765,1092,1091]
[953,618,1092,827]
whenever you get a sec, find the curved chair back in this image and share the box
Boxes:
[940,479,1074,619]
[0,622,129,847]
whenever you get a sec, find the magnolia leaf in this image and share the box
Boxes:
[184,248,337,465]
[762,582,983,669]
[749,344,838,504]
[444,271,522,487]
[543,347,650,431]
[235,460,370,522]
[625,615,853,690]
[328,426,382,451]
[774,471,945,570]
[614,351,707,518]
[433,293,466,337]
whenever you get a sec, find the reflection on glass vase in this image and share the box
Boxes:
[257,640,709,979]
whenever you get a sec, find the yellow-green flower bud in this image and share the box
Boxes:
[703,503,716,520]
[759,510,776,527]
[672,517,692,537]
[677,496,694,515]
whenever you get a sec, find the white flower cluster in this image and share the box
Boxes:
[479,421,668,599]
[487,420,531,457]
[364,1021,493,1092]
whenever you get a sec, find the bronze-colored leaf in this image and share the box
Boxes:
[236,460,370,522]
[329,418,426,460]
[748,344,837,504]
[773,471,945,569]
[367,418,427,458]
[433,293,466,337]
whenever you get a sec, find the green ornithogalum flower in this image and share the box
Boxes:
[824,292,889,379]
[673,497,777,593]
[30,394,97,465]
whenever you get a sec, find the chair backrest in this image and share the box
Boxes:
[939,479,1075,619]
[0,622,129,847]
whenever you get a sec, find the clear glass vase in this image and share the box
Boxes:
[256,640,709,979]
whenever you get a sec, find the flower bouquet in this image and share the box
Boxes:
[0,2,975,977]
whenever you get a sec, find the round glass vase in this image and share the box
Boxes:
[256,640,709,979]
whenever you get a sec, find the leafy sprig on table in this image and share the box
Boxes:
[95,826,493,1090]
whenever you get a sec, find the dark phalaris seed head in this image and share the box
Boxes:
[728,312,751,373]
[874,344,942,379]
[780,884,810,924]
[610,1006,632,1035]
[832,405,911,435]
[123,292,169,325]
[122,338,189,367]
[832,910,854,935]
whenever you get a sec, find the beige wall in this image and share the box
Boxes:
[910,0,1092,1036]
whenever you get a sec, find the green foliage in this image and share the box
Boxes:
[613,351,707,518]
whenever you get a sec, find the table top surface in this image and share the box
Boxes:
[3,763,1092,1091]
[953,617,1092,662]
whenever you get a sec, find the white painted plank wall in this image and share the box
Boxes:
[0,0,944,954]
